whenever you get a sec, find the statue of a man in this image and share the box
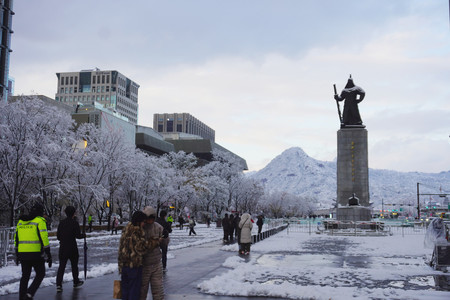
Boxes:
[334,76,365,126]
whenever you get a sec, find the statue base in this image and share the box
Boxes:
[336,206,371,222]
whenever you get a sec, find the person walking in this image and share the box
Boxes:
[14,203,52,300]
[256,215,264,234]
[178,215,184,230]
[56,206,86,293]
[155,210,172,272]
[118,211,148,300]
[234,213,241,251]
[238,213,253,255]
[228,214,235,241]
[111,216,119,235]
[188,217,197,236]
[141,206,164,300]
[221,213,229,242]
[88,214,93,232]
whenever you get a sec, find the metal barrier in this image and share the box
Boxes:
[252,224,288,244]
[0,227,16,266]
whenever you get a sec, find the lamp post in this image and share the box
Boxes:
[417,183,420,220]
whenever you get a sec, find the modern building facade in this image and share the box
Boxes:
[0,0,14,102]
[153,113,215,142]
[55,69,139,124]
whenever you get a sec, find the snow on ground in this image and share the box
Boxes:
[198,228,450,300]
[0,223,223,295]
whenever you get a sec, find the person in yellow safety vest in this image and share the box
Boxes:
[166,215,174,223]
[15,203,52,300]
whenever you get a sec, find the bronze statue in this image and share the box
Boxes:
[334,75,365,127]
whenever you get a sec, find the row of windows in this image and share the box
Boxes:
[59,85,115,94]
[60,74,111,86]
[56,95,112,102]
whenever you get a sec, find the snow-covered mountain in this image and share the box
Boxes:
[249,147,450,209]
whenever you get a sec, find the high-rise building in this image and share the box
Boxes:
[153,113,215,142]
[55,69,139,124]
[0,0,14,102]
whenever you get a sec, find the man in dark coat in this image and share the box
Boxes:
[56,206,86,293]
[256,215,264,234]
[228,214,235,241]
[155,210,172,271]
[222,214,229,242]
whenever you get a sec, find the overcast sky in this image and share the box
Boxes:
[10,0,450,173]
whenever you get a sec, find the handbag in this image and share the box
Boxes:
[113,279,122,299]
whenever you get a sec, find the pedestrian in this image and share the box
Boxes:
[188,217,197,236]
[238,213,253,255]
[155,210,172,272]
[118,211,149,300]
[221,214,229,242]
[88,214,93,232]
[112,216,119,235]
[178,215,184,230]
[14,203,52,300]
[56,206,86,293]
[234,213,241,251]
[206,216,211,228]
[256,215,264,234]
[228,214,235,241]
[141,206,164,300]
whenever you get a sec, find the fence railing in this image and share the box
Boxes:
[284,220,427,236]
[0,227,16,267]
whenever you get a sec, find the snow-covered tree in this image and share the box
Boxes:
[0,96,75,226]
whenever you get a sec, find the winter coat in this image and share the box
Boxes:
[222,216,229,230]
[118,223,148,274]
[189,219,196,228]
[142,221,163,266]
[57,217,85,257]
[239,213,253,244]
[156,216,172,246]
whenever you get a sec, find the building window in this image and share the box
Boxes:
[61,77,64,85]
[177,124,182,132]
[70,77,73,85]
[97,86,100,93]
[158,124,163,132]
[75,77,78,85]
[60,88,64,93]
[102,75,105,84]
[167,120,173,132]
[106,95,109,101]
[65,87,68,94]
[74,87,78,93]
[96,96,100,101]
[106,86,109,92]
[101,86,105,93]
[93,76,96,84]
[65,77,69,85]
[106,75,110,83]
[69,87,73,94]
[97,75,100,83]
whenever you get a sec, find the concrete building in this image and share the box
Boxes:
[55,69,139,124]
[0,0,14,102]
[154,113,215,142]
[72,102,136,145]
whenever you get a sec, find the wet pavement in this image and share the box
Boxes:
[2,239,280,300]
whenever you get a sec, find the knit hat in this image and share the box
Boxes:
[64,206,76,218]
[131,211,147,226]
[30,203,44,217]
[143,206,156,218]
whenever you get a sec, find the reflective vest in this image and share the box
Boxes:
[15,216,50,254]
[167,215,174,223]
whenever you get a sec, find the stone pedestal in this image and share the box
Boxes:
[336,127,371,221]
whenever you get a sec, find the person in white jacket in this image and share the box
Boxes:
[238,213,253,255]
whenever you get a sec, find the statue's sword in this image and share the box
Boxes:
[333,84,343,124]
